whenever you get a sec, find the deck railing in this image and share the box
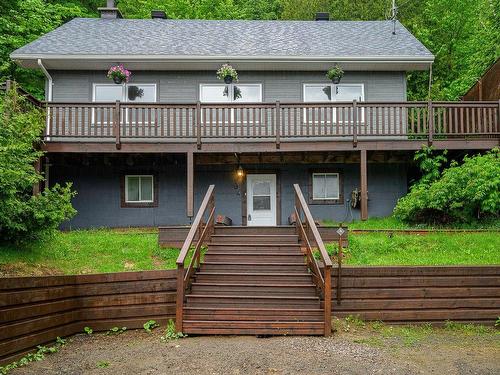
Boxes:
[293,184,332,336]
[175,184,216,332]
[45,101,500,148]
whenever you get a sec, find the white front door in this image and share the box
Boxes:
[246,174,277,226]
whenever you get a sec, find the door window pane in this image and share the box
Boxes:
[304,85,332,102]
[94,85,122,102]
[253,181,271,195]
[127,85,156,102]
[253,196,271,210]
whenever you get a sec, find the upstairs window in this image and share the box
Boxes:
[93,84,157,103]
[200,84,262,103]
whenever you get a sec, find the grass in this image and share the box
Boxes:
[0,229,180,276]
[332,232,500,266]
[322,216,500,230]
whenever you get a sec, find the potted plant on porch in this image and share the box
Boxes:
[326,64,344,84]
[216,64,238,84]
[107,64,131,84]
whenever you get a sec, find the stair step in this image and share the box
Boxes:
[210,234,299,244]
[214,226,296,235]
[182,320,324,335]
[200,263,308,272]
[186,294,320,308]
[191,283,317,296]
[208,244,302,252]
[203,255,305,263]
[195,272,313,283]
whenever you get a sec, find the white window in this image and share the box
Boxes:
[93,83,157,103]
[125,175,154,203]
[199,83,262,103]
[312,173,340,200]
[303,83,364,123]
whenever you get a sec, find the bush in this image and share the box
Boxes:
[0,86,76,242]
[394,148,500,224]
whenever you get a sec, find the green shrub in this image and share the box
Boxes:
[0,86,76,242]
[394,148,500,223]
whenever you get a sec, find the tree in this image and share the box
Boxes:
[0,86,77,242]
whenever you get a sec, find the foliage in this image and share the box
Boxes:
[394,148,500,224]
[0,336,67,374]
[496,317,500,327]
[143,320,159,333]
[107,64,131,83]
[96,360,110,368]
[325,65,344,82]
[0,87,77,243]
[160,319,186,341]
[84,326,93,335]
[216,64,238,82]
[106,326,126,335]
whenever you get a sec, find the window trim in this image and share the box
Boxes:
[121,174,158,208]
[199,83,263,103]
[308,169,344,205]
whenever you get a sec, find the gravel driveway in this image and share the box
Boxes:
[10,324,500,375]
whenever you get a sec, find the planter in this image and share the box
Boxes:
[113,76,124,84]
[224,75,233,84]
[331,77,341,84]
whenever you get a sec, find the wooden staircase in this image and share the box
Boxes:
[175,185,332,336]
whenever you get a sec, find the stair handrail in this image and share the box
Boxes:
[293,184,332,336]
[175,184,215,332]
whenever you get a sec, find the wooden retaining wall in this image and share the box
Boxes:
[0,270,176,366]
[1,266,499,366]
[331,266,500,325]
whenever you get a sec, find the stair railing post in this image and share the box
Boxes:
[324,265,332,336]
[175,264,185,332]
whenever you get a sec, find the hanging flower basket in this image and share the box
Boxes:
[217,64,238,84]
[326,65,344,84]
[107,64,131,84]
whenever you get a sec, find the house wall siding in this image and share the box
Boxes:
[49,70,407,103]
[50,156,407,229]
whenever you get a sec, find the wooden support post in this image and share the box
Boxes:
[44,157,50,189]
[175,265,185,332]
[352,99,358,148]
[360,149,368,221]
[196,101,202,150]
[275,101,281,149]
[427,100,433,146]
[33,158,42,196]
[337,227,343,304]
[324,265,332,336]
[114,100,121,150]
[187,151,194,219]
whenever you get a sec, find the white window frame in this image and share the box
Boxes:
[125,175,154,203]
[312,172,340,200]
[92,83,157,125]
[303,83,365,123]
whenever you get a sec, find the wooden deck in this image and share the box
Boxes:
[43,100,500,152]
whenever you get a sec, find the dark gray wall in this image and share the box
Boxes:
[51,156,407,229]
[49,70,407,103]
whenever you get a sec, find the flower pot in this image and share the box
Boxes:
[113,76,124,84]
[224,75,233,84]
[332,77,341,84]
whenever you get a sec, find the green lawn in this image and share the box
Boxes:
[0,225,499,276]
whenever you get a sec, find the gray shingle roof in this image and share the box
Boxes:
[11,18,433,59]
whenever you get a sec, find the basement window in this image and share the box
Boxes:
[309,170,344,205]
[122,175,157,207]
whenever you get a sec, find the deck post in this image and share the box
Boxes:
[360,149,368,221]
[324,265,332,336]
[196,101,202,150]
[114,100,121,149]
[33,158,42,195]
[275,101,281,149]
[187,151,194,219]
[352,99,358,148]
[427,100,433,146]
[175,264,185,332]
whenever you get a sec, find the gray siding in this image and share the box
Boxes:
[51,156,407,229]
[50,71,407,103]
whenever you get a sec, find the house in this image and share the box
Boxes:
[462,58,500,101]
[10,1,499,230]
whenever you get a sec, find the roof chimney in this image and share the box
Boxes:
[314,12,330,21]
[98,0,123,19]
[151,10,167,19]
